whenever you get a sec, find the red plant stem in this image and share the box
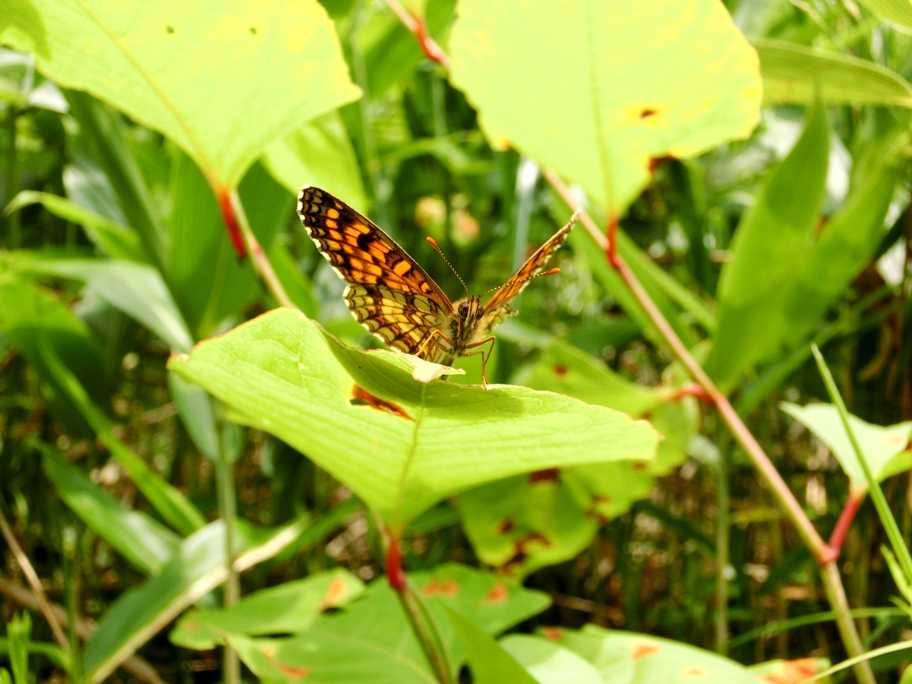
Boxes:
[227,190,293,308]
[829,490,864,556]
[386,533,406,591]
[383,0,451,69]
[664,382,714,405]
[218,187,247,258]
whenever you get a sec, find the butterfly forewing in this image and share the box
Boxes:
[484,219,575,313]
[297,186,455,356]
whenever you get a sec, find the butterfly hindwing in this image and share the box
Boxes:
[344,283,450,355]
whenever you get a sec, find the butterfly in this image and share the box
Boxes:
[296,185,579,383]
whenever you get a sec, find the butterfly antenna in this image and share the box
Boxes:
[426,237,471,297]
[480,267,561,298]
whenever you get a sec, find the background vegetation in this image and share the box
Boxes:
[1,0,912,682]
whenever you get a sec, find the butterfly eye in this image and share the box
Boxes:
[458,301,470,317]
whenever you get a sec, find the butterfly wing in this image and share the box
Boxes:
[297,185,454,355]
[483,211,578,313]
[345,283,452,359]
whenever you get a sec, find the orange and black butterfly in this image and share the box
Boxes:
[297,185,579,381]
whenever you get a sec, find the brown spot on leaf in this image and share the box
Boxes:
[483,583,508,603]
[423,579,460,596]
[497,519,514,534]
[554,364,568,376]
[542,626,564,640]
[682,665,707,677]
[639,108,658,119]
[759,658,819,683]
[633,461,648,470]
[351,385,411,420]
[631,643,659,660]
[318,576,348,611]
[529,468,560,483]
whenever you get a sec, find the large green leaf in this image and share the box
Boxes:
[781,403,912,495]
[755,38,912,107]
[708,98,830,388]
[168,309,660,529]
[500,635,603,684]
[222,564,549,682]
[541,625,764,683]
[460,339,698,577]
[1,0,361,190]
[41,446,181,575]
[449,0,761,215]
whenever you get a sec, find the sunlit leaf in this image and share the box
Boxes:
[755,38,912,107]
[449,0,761,215]
[781,403,912,494]
[1,0,361,189]
[168,309,660,529]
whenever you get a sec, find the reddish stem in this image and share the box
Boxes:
[605,215,620,269]
[386,534,406,591]
[218,187,247,258]
[828,490,864,559]
[384,0,451,69]
[664,383,714,405]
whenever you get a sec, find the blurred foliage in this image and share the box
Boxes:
[0,0,911,682]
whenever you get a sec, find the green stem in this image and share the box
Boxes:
[812,345,912,580]
[714,432,730,653]
[215,428,240,684]
[397,578,453,684]
[6,108,21,248]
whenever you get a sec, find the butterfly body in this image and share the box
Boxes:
[297,185,578,379]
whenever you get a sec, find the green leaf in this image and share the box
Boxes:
[462,339,698,577]
[500,635,603,684]
[781,156,900,348]
[82,517,314,682]
[446,607,537,684]
[222,564,549,682]
[449,0,761,215]
[551,624,764,683]
[262,110,368,213]
[41,445,181,575]
[780,403,912,494]
[708,97,830,388]
[170,569,364,650]
[6,253,194,352]
[1,0,361,190]
[167,154,291,337]
[854,0,912,33]
[168,309,660,529]
[755,38,912,107]
[4,190,147,262]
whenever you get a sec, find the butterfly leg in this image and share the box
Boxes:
[464,335,497,388]
[414,328,456,363]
